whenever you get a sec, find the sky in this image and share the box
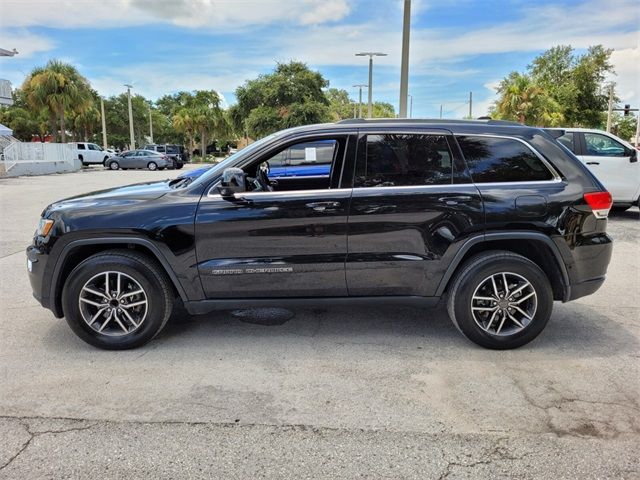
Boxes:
[0,0,638,119]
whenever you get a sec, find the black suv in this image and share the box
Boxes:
[27,119,613,350]
[141,144,186,169]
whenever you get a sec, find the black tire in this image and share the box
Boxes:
[175,163,184,170]
[62,250,174,350]
[446,250,553,349]
[108,160,120,170]
[147,162,158,171]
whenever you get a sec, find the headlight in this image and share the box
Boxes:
[36,218,55,237]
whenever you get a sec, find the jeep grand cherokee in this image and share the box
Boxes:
[27,119,613,350]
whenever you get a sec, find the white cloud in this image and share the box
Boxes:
[0,0,351,29]
[0,30,54,58]
[609,47,640,106]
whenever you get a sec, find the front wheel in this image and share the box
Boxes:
[447,251,553,349]
[108,160,120,170]
[62,250,174,350]
[147,162,158,171]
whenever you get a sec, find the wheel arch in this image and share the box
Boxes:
[50,238,188,318]
[436,232,570,301]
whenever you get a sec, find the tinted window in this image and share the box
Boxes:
[584,133,626,157]
[88,144,100,151]
[457,136,553,183]
[355,134,453,187]
[166,145,179,154]
[288,140,337,166]
[556,132,575,153]
[77,144,85,150]
[156,145,166,153]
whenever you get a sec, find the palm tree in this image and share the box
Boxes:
[21,60,92,142]
[173,108,196,155]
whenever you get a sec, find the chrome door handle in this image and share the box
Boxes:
[439,195,472,205]
[306,201,341,212]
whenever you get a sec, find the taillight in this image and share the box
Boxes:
[584,191,612,219]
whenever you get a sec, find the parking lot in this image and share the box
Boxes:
[0,166,638,478]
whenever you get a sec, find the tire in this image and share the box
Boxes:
[158,167,165,171]
[446,250,553,350]
[62,249,174,350]
[175,163,184,170]
[147,162,158,171]
[108,160,120,170]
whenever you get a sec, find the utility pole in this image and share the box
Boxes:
[356,52,387,118]
[148,104,154,144]
[606,84,614,133]
[398,0,411,118]
[468,91,473,119]
[636,112,640,146]
[100,97,107,149]
[440,104,443,119]
[408,94,413,118]
[124,84,135,149]
[353,84,367,118]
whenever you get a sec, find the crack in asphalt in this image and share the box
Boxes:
[0,419,97,471]
[437,436,533,480]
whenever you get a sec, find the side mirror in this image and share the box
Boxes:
[629,148,638,163]
[217,185,237,199]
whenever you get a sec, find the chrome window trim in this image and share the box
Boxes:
[454,133,562,182]
[206,187,353,200]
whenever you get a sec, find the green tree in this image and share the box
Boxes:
[21,60,92,142]
[234,61,331,138]
[528,45,614,126]
[0,89,49,141]
[326,88,355,120]
[372,101,396,118]
[492,72,563,126]
[103,93,153,149]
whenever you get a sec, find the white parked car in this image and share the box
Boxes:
[548,128,639,210]
[71,142,114,166]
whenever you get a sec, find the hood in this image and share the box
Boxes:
[46,180,172,214]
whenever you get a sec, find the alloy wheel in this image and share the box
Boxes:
[78,271,148,336]
[470,271,537,336]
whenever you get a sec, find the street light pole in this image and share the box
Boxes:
[148,104,154,144]
[353,84,368,118]
[407,94,413,118]
[124,84,135,149]
[100,97,108,149]
[399,0,411,118]
[356,52,387,118]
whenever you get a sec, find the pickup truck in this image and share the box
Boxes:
[71,142,113,166]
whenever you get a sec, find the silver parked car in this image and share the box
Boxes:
[105,150,170,171]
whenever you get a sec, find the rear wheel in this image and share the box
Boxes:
[108,160,119,170]
[62,250,174,350]
[147,162,158,171]
[447,251,553,349]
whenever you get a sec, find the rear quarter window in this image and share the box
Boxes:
[457,135,554,183]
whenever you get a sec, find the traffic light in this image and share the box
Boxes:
[624,104,631,116]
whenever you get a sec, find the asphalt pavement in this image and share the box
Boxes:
[0,166,638,479]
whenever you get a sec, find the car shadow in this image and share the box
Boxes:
[144,299,640,359]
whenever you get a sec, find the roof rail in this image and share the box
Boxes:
[335,118,522,126]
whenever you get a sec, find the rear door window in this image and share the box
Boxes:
[355,134,453,187]
[457,136,554,183]
[556,132,576,153]
[77,144,85,150]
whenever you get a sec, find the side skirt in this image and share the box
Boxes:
[184,296,441,315]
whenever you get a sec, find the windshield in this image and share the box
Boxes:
[190,132,282,186]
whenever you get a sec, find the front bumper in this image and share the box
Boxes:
[26,244,56,315]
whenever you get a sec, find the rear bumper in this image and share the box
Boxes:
[562,232,612,302]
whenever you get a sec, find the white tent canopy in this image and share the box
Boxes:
[0,123,13,136]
